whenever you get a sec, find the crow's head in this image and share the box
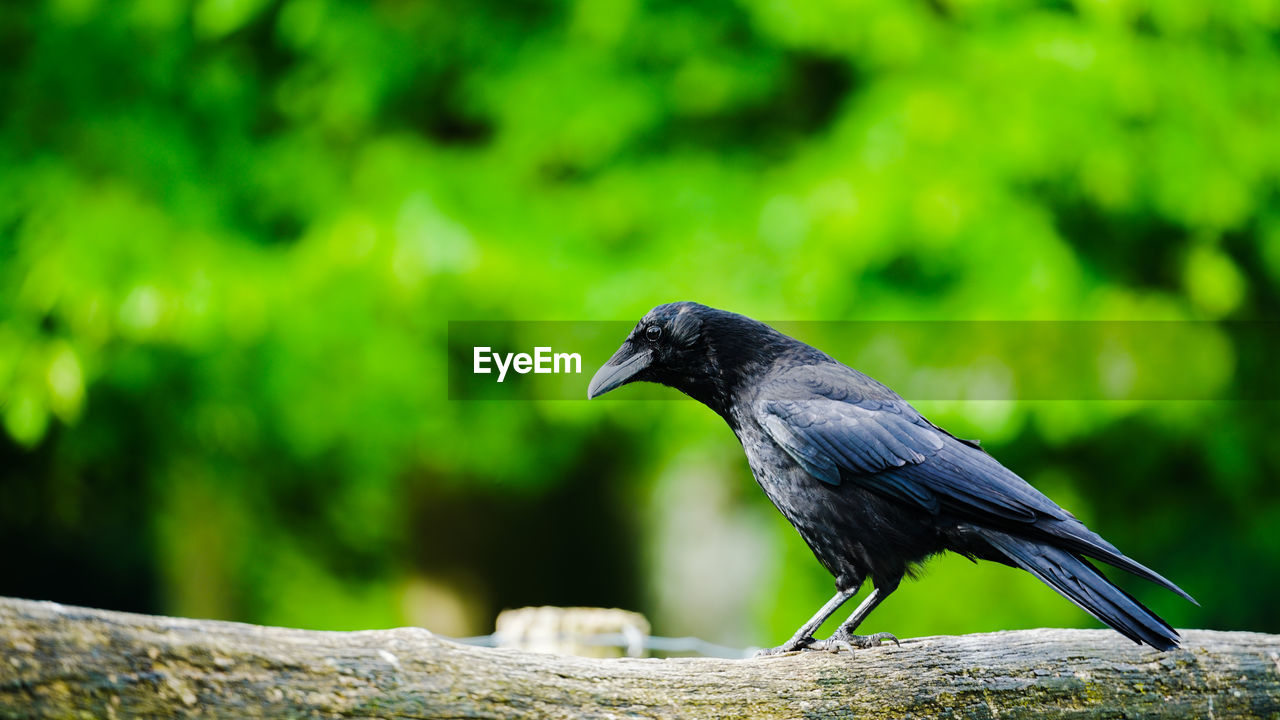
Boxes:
[588,302,788,412]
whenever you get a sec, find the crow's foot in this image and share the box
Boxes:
[751,636,815,657]
[752,631,898,657]
[807,630,899,653]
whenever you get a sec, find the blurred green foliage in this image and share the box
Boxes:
[2,0,1279,646]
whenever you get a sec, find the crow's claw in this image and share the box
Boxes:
[808,630,899,653]
[849,631,900,648]
[752,636,816,656]
[806,638,856,653]
[753,631,898,656]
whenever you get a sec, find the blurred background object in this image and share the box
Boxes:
[1,0,1278,648]
[494,606,650,657]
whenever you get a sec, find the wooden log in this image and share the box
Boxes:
[1,596,1277,719]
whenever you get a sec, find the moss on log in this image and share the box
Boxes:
[2,596,1278,719]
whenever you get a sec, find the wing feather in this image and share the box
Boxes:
[755,365,1044,522]
[754,363,1196,603]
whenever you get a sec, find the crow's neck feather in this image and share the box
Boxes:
[677,316,797,421]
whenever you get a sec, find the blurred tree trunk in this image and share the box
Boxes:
[1,596,1276,719]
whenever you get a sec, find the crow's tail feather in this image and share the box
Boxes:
[1035,518,1198,606]
[982,530,1181,651]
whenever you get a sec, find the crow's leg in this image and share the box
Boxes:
[808,583,901,653]
[752,588,855,657]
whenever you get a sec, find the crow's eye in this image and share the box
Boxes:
[645,325,662,342]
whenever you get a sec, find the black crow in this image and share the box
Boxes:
[588,302,1195,653]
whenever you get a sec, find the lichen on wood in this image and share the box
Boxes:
[2,596,1278,719]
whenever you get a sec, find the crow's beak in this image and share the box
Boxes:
[587,344,652,399]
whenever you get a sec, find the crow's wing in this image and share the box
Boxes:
[755,364,1059,523]
[755,363,1197,603]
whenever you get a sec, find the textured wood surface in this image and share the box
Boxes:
[2,596,1278,719]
